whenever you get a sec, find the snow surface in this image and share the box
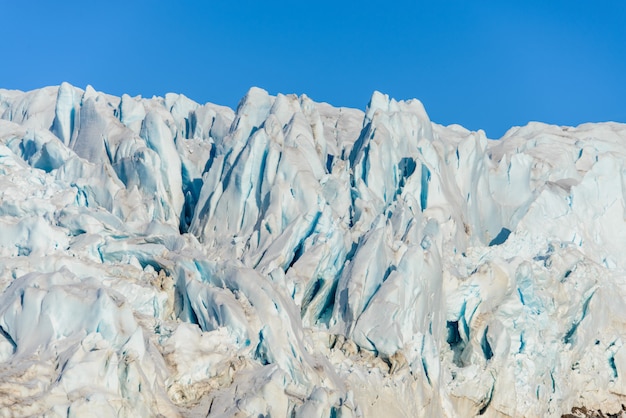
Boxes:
[1,83,626,417]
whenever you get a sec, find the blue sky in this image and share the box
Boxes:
[1,1,624,138]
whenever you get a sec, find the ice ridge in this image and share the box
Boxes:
[0,83,626,417]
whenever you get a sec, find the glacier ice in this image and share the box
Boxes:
[1,83,626,417]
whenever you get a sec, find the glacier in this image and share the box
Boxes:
[0,83,626,417]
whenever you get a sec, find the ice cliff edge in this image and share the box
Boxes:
[0,83,626,417]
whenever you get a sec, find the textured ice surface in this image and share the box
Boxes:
[1,83,626,417]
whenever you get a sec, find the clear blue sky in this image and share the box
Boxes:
[1,1,624,138]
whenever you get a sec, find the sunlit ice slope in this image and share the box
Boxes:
[1,83,626,417]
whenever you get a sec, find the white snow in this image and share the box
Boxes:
[0,84,625,417]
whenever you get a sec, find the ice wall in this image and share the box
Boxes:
[0,83,625,417]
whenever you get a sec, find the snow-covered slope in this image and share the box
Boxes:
[1,83,625,417]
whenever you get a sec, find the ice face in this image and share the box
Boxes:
[1,83,626,417]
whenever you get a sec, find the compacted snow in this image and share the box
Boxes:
[1,83,626,417]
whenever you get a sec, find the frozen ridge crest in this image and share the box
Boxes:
[1,83,626,417]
